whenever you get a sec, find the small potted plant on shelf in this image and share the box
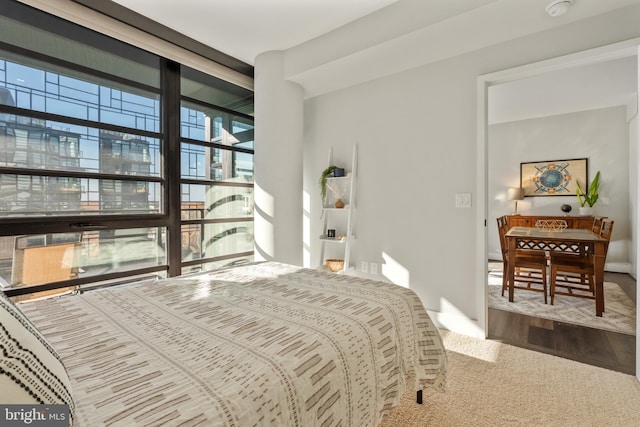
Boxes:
[576,170,600,216]
[320,165,337,206]
[320,165,346,208]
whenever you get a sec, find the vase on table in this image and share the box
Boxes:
[579,206,594,216]
[326,178,347,209]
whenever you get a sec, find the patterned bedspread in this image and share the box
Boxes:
[19,262,447,426]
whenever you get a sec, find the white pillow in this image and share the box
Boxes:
[0,292,74,422]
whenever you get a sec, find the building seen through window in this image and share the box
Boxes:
[0,3,254,296]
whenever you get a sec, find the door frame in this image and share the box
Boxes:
[476,37,640,379]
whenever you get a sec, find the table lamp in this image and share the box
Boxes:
[507,187,525,215]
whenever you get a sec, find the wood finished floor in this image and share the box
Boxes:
[488,271,636,375]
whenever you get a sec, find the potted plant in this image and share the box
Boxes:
[320,165,337,206]
[576,170,600,215]
[320,165,347,208]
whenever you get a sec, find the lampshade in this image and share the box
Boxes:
[507,187,525,201]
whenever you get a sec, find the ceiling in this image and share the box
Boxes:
[489,56,638,124]
[109,0,640,67]
[109,0,400,65]
[107,0,640,100]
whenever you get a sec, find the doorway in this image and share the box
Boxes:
[477,39,640,376]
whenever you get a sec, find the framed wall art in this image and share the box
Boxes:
[520,158,587,197]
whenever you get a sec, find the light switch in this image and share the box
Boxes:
[455,193,472,208]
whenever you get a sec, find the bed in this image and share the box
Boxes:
[2,261,447,426]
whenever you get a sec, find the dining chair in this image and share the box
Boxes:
[599,218,614,248]
[549,219,614,305]
[497,216,549,303]
[591,216,606,234]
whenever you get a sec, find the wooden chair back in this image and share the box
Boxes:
[496,215,508,256]
[599,218,614,241]
[599,218,614,255]
[550,218,614,310]
[496,215,548,303]
[591,216,606,234]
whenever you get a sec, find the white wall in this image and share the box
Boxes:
[631,111,639,278]
[303,7,640,333]
[487,107,631,272]
[635,51,640,382]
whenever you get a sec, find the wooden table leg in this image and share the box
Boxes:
[593,241,606,317]
[507,237,516,302]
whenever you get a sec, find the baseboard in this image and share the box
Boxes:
[426,309,485,339]
[605,262,631,274]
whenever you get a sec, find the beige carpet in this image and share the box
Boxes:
[488,263,636,336]
[380,330,640,426]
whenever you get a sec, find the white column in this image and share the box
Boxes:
[633,110,639,379]
[254,51,304,265]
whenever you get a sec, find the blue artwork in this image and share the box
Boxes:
[521,158,587,197]
[533,163,571,194]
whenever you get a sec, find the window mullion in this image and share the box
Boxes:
[163,59,182,277]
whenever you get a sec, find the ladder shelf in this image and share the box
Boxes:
[319,145,357,273]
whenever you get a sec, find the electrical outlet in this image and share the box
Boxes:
[361,261,368,273]
[370,262,378,275]
[455,193,471,208]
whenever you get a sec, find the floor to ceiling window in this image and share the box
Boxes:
[179,68,255,272]
[0,1,254,297]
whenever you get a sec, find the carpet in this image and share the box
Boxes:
[380,330,640,426]
[488,263,636,336]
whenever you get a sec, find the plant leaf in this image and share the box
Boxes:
[575,180,585,207]
[320,165,337,205]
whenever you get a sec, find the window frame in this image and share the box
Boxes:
[0,8,254,296]
[177,95,255,271]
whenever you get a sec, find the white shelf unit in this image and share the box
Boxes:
[319,145,357,273]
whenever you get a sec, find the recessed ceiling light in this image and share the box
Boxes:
[546,0,574,17]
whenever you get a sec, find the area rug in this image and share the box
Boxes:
[488,264,636,335]
[379,330,640,427]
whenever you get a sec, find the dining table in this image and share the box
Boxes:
[505,226,609,316]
